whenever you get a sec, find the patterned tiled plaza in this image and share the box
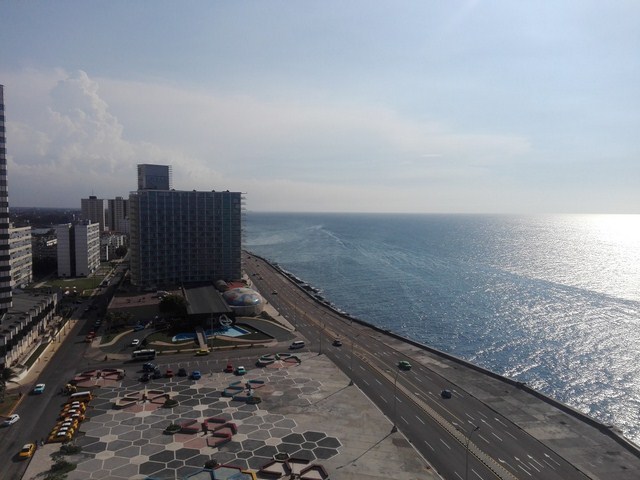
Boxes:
[56,353,434,480]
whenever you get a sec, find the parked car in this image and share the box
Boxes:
[140,373,150,382]
[440,389,452,399]
[165,369,174,378]
[224,362,234,373]
[3,414,20,426]
[332,339,343,347]
[190,370,201,380]
[397,360,412,371]
[33,383,46,394]
[18,443,36,459]
[177,368,187,377]
[235,366,247,376]
[134,324,145,331]
[142,363,157,372]
[151,369,162,379]
[195,349,209,356]
[131,339,140,347]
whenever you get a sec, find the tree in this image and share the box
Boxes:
[0,367,18,403]
[159,294,188,318]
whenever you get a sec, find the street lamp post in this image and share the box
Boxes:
[349,333,362,385]
[392,361,411,433]
[209,314,214,350]
[465,425,480,480]
[392,368,400,433]
[453,422,480,480]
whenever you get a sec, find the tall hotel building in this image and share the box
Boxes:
[129,164,243,287]
[0,86,12,314]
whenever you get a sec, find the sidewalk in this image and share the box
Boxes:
[11,318,79,393]
[21,443,59,480]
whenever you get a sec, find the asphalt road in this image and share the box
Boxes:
[245,251,590,480]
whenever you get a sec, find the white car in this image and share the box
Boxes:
[3,414,20,426]
[131,339,140,347]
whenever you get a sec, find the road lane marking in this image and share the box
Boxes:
[505,430,517,440]
[362,379,369,386]
[465,412,476,421]
[542,459,556,470]
[455,472,463,480]
[494,417,508,427]
[480,418,494,429]
[440,438,451,450]
[527,455,544,469]
[472,468,486,479]
[400,416,408,424]
[424,440,435,451]
[517,464,532,476]
[380,396,388,404]
[477,411,488,419]
[527,461,541,473]
[491,432,502,442]
[477,434,490,444]
[375,378,382,386]
[415,415,425,425]
[543,453,561,466]
[498,458,514,470]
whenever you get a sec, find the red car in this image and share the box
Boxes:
[224,362,233,373]
[165,369,174,378]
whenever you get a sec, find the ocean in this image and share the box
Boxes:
[244,212,640,443]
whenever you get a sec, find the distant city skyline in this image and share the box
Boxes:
[1,2,639,214]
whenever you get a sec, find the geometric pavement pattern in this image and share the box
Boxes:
[67,358,341,480]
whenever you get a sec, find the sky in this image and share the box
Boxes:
[1,1,639,213]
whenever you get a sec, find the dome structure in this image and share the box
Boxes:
[222,287,264,316]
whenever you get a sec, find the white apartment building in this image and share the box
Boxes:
[57,222,101,277]
[1,290,58,369]
[9,225,32,289]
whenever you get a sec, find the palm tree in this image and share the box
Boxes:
[0,367,18,403]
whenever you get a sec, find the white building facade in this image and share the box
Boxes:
[57,222,101,277]
[9,225,32,289]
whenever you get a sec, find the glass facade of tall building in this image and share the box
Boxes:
[137,164,172,191]
[129,189,243,287]
[0,86,12,314]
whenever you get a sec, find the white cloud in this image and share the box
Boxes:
[4,67,533,211]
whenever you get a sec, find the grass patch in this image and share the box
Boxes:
[45,277,103,291]
[99,334,116,345]
[24,343,49,369]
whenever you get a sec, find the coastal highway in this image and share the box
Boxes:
[244,251,590,480]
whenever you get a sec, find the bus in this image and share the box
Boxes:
[131,349,156,361]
